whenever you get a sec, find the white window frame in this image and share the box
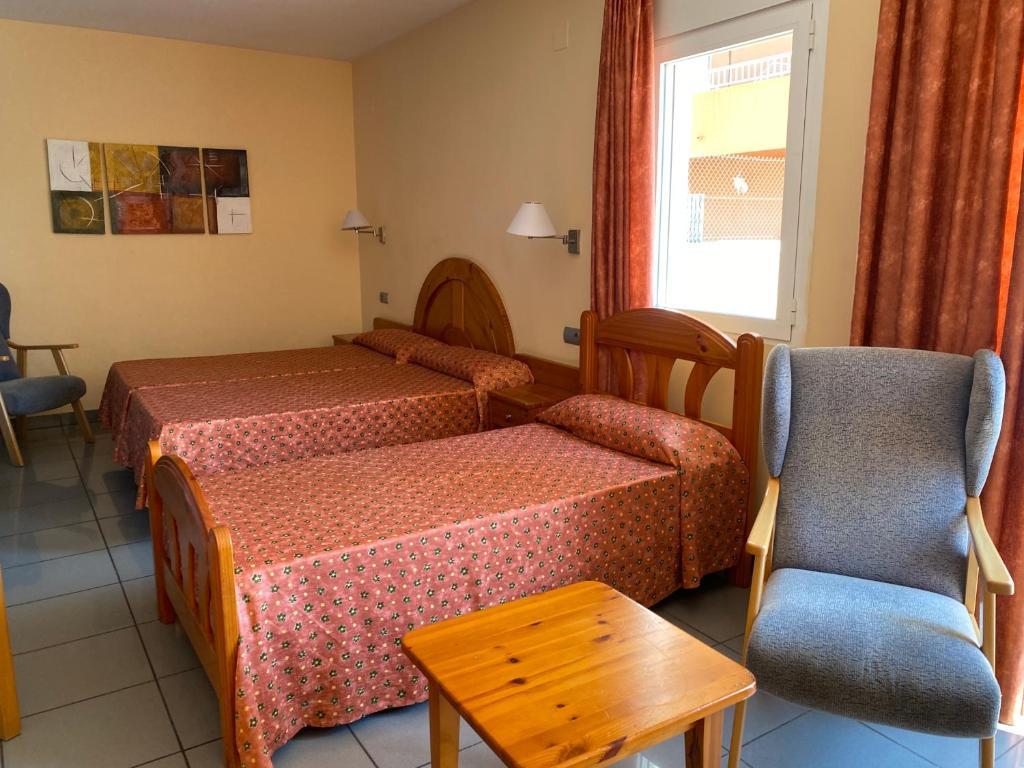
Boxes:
[653,0,828,342]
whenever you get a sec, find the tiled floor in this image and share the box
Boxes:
[1,420,1023,767]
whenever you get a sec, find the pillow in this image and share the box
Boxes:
[407,344,533,391]
[538,393,742,469]
[352,328,443,363]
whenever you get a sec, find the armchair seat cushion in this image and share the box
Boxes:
[747,568,999,738]
[0,375,86,417]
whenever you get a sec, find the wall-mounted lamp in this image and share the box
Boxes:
[341,209,386,244]
[506,202,580,254]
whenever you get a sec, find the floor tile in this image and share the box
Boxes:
[0,494,95,537]
[0,458,79,488]
[7,583,132,654]
[99,510,150,546]
[0,476,88,511]
[18,441,74,464]
[2,682,179,768]
[741,711,933,768]
[81,466,137,496]
[139,620,201,677]
[123,575,160,623]
[274,726,376,768]
[14,626,153,715]
[91,488,140,519]
[110,539,154,580]
[997,736,1024,767]
[136,755,188,768]
[0,520,105,568]
[4,549,118,605]
[184,740,227,768]
[867,722,1021,768]
[351,701,482,768]
[160,667,221,748]
[657,582,749,643]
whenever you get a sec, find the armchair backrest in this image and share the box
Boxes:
[0,284,19,382]
[762,346,1005,601]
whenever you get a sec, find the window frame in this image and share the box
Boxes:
[652,0,826,342]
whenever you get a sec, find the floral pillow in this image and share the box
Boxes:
[538,393,744,469]
[408,344,533,390]
[352,329,443,363]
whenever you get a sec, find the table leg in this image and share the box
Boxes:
[429,685,460,768]
[684,710,723,768]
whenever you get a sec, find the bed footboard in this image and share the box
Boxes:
[147,441,239,768]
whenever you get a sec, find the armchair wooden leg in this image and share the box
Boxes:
[71,400,94,444]
[981,736,994,768]
[727,699,747,768]
[0,398,23,468]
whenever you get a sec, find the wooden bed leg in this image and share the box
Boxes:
[0,567,21,740]
[147,443,175,624]
[210,527,241,768]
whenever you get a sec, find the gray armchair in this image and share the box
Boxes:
[0,283,93,466]
[729,346,1013,768]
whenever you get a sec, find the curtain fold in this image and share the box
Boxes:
[851,0,1024,725]
[591,0,655,395]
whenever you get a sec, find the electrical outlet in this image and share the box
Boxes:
[379,291,389,304]
[563,326,581,345]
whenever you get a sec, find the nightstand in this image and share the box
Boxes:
[487,383,573,429]
[332,333,361,345]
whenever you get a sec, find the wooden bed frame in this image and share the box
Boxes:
[146,307,763,768]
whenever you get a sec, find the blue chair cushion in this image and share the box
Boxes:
[0,375,86,417]
[747,568,999,738]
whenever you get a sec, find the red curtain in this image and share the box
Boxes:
[591,0,655,396]
[591,0,655,320]
[851,0,1024,724]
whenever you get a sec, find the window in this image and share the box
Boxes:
[654,0,820,340]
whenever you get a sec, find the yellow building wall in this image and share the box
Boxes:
[690,77,791,157]
[0,19,363,409]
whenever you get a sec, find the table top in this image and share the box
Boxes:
[489,383,573,409]
[402,581,755,768]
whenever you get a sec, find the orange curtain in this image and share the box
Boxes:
[591,0,655,319]
[591,0,655,396]
[851,0,1024,724]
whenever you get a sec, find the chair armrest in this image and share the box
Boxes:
[747,478,780,556]
[6,341,79,351]
[967,497,1014,596]
[0,356,7,362]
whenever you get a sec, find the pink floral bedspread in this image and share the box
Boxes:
[99,345,393,437]
[118,365,479,505]
[193,422,748,767]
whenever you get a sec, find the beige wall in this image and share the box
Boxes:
[0,20,362,408]
[353,0,880,363]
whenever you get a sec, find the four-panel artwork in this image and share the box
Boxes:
[46,138,252,235]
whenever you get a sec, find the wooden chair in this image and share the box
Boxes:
[729,346,1013,768]
[0,566,21,740]
[0,282,93,466]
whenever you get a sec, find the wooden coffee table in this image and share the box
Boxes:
[402,581,755,768]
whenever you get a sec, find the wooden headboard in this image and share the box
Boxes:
[409,257,516,356]
[579,308,764,485]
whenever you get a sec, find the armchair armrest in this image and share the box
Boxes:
[967,497,1014,596]
[747,478,779,555]
[6,341,79,351]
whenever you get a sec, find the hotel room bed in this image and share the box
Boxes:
[121,348,530,504]
[147,307,764,768]
[103,258,537,504]
[99,342,399,436]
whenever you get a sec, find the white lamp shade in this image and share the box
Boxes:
[506,202,557,238]
[341,209,371,230]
